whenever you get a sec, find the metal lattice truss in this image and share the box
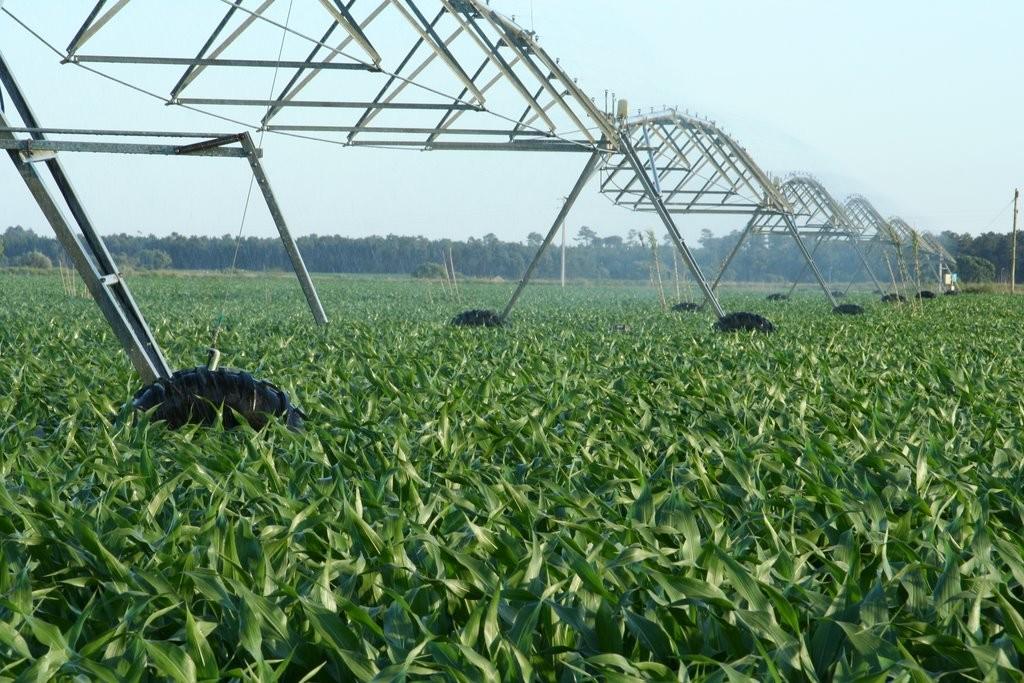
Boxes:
[845,198,955,287]
[589,111,836,305]
[57,0,615,151]
[848,196,946,264]
[918,230,956,265]
[749,177,888,293]
[599,110,786,215]
[845,196,903,246]
[846,198,954,268]
[750,177,856,237]
[889,216,956,284]
[498,108,815,319]
[0,0,627,381]
[704,175,888,296]
[888,216,948,261]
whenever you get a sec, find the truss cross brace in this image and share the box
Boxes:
[710,212,758,292]
[0,50,328,383]
[781,215,838,306]
[789,232,884,296]
[617,130,726,318]
[500,148,602,321]
[237,133,328,325]
[850,240,886,293]
[1,52,170,383]
[711,213,837,306]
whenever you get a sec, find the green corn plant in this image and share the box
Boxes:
[0,271,1022,681]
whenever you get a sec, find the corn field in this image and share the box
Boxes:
[2,272,1024,681]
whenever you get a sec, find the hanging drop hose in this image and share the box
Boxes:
[133,1,302,431]
[207,0,295,368]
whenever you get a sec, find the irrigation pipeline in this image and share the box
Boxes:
[1,8,259,133]
[3,5,603,155]
[208,0,602,151]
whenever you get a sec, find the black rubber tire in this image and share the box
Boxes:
[944,290,959,296]
[672,302,701,312]
[917,290,936,299]
[833,304,865,315]
[766,293,789,302]
[716,312,775,334]
[132,367,304,430]
[451,309,504,327]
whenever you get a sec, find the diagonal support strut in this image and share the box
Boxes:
[500,148,602,321]
[618,130,726,318]
[237,133,329,326]
[1,50,171,383]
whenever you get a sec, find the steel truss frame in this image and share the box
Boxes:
[502,106,813,320]
[56,0,616,152]
[37,1,649,322]
[13,5,788,323]
[840,195,908,292]
[725,176,883,297]
[0,50,327,385]
[887,216,953,288]
[599,111,836,307]
[843,197,952,292]
[500,127,728,321]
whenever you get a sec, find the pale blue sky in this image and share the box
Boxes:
[2,1,1022,244]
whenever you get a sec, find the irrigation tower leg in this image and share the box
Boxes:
[842,240,873,294]
[850,238,885,293]
[783,215,837,306]
[710,212,759,292]
[786,233,827,297]
[618,131,726,318]
[0,54,171,383]
[787,232,882,299]
[500,149,602,321]
[841,240,884,294]
[238,134,328,325]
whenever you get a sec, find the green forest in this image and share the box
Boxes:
[0,224,1009,284]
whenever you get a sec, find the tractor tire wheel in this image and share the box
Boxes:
[451,309,504,327]
[715,312,775,334]
[132,367,304,430]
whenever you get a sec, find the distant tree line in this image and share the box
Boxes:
[940,231,1018,283]
[0,224,1010,284]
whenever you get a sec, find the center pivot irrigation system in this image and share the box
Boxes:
[886,216,956,292]
[494,106,779,332]
[1,1,948,428]
[719,176,886,307]
[842,196,955,296]
[598,111,840,313]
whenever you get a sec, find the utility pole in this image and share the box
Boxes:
[560,222,566,287]
[559,196,568,288]
[1012,188,1020,293]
